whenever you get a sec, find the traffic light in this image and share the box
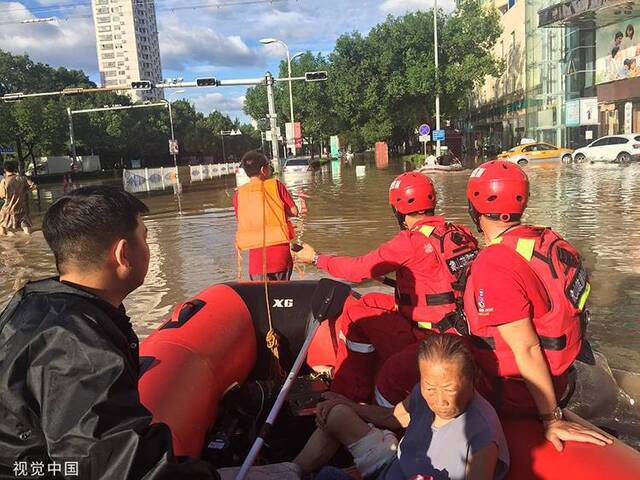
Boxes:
[131,80,152,90]
[304,71,328,82]
[196,77,218,87]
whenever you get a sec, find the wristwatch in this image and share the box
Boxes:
[539,406,563,423]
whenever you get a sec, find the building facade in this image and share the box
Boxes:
[91,0,163,101]
[540,0,640,147]
[469,0,640,150]
[470,0,527,150]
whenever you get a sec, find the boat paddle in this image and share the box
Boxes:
[234,278,351,480]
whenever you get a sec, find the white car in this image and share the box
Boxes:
[572,134,640,163]
[282,157,313,173]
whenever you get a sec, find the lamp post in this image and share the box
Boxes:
[260,38,304,155]
[433,0,441,157]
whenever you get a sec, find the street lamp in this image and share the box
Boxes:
[260,38,300,154]
[433,0,441,156]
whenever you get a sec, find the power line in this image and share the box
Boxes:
[0,0,293,26]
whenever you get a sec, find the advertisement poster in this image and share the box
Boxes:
[330,135,340,157]
[285,122,303,154]
[566,99,580,127]
[579,97,599,125]
[596,17,640,84]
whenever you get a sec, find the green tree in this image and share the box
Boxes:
[245,0,502,151]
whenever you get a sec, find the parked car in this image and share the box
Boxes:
[497,143,574,165]
[572,134,640,163]
[282,157,313,173]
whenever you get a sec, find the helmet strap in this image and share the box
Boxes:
[467,202,482,233]
[392,207,407,230]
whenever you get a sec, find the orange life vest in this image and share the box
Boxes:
[395,222,478,334]
[235,178,294,251]
[464,226,590,378]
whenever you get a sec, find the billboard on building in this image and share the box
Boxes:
[596,17,640,84]
[579,98,599,125]
[566,99,580,127]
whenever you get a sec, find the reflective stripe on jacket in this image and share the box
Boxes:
[464,226,589,378]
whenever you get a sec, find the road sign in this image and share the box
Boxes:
[419,134,431,143]
[433,129,445,141]
[418,124,431,136]
[0,146,15,154]
[169,139,179,155]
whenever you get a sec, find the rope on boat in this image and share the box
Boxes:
[261,180,285,378]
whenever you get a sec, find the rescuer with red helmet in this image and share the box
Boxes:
[463,160,612,451]
[294,172,478,403]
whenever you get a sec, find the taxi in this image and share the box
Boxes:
[497,142,573,165]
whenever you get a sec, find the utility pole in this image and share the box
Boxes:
[67,107,77,164]
[433,0,441,157]
[265,72,280,171]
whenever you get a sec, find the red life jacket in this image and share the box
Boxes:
[464,226,590,378]
[395,221,478,334]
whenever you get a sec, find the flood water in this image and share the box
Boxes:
[3,157,640,444]
[3,158,639,373]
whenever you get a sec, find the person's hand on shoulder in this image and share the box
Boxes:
[293,243,317,264]
[544,416,614,452]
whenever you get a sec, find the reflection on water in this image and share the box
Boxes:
[2,160,640,375]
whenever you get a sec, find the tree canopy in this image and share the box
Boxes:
[0,50,260,169]
[244,0,502,152]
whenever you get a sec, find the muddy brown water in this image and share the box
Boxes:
[2,158,640,445]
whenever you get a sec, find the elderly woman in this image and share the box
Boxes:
[293,334,509,480]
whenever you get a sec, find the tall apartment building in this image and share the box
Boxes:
[91,0,163,102]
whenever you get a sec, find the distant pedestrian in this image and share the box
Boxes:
[234,150,298,281]
[0,160,36,235]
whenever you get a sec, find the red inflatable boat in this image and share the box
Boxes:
[139,280,640,479]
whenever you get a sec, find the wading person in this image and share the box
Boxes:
[294,172,478,403]
[0,160,36,235]
[0,186,218,479]
[464,160,613,451]
[293,334,510,480]
[234,150,298,280]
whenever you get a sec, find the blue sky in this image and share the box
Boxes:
[0,0,453,121]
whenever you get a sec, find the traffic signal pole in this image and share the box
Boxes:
[67,107,78,165]
[265,72,281,170]
[3,72,328,177]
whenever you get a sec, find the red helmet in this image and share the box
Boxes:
[389,172,437,215]
[466,160,529,221]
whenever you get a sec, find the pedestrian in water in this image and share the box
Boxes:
[0,186,219,479]
[234,150,298,281]
[0,160,36,235]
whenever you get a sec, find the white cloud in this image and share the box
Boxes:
[158,20,263,70]
[379,0,456,15]
[188,92,246,115]
[0,3,98,74]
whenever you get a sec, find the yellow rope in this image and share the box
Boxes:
[261,179,284,378]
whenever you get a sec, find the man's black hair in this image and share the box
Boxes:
[3,160,18,173]
[43,185,149,273]
[241,150,269,177]
[615,31,623,40]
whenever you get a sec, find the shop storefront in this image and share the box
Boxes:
[595,16,640,135]
[539,0,640,145]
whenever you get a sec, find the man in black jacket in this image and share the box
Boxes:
[0,186,218,479]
